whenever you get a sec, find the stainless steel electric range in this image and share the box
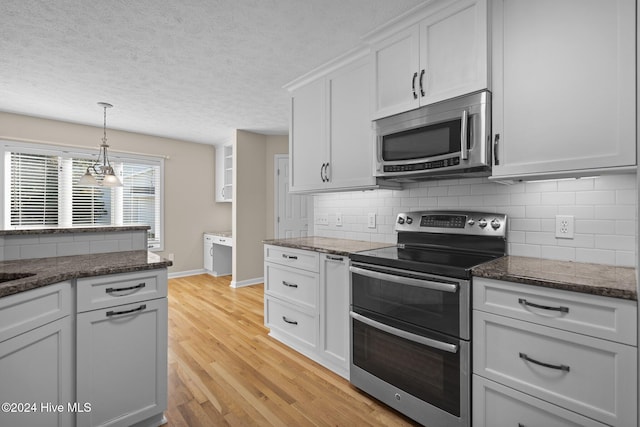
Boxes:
[349,210,507,427]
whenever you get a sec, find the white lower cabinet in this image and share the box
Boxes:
[0,281,73,427]
[264,245,349,379]
[473,376,607,427]
[473,277,637,427]
[76,269,168,427]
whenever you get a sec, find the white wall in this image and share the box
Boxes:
[313,174,637,267]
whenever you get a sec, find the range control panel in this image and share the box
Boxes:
[396,210,507,237]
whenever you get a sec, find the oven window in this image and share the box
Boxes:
[351,270,461,337]
[352,317,460,416]
[381,119,461,161]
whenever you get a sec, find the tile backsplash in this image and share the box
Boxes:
[313,174,637,267]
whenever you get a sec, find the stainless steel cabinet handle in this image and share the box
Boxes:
[106,304,147,317]
[412,72,418,99]
[349,265,458,293]
[460,109,468,160]
[326,255,344,261]
[282,281,298,288]
[493,134,500,165]
[324,162,330,182]
[282,316,298,325]
[320,163,325,182]
[350,311,458,353]
[419,69,425,97]
[282,254,298,260]
[518,298,569,313]
[106,283,146,294]
[519,352,570,372]
[221,187,225,199]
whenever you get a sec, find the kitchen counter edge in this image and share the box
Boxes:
[263,237,392,257]
[472,255,637,301]
[0,250,173,299]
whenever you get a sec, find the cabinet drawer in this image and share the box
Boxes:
[212,235,232,247]
[473,278,637,345]
[265,297,317,349]
[473,375,607,427]
[264,245,319,272]
[77,269,168,313]
[473,310,637,426]
[265,263,318,310]
[0,281,71,344]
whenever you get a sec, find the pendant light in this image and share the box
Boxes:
[77,102,123,187]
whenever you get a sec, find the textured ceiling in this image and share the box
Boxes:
[0,0,425,145]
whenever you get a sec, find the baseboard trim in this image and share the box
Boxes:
[230,277,263,288]
[168,269,205,279]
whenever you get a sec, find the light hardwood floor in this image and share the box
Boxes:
[165,274,420,426]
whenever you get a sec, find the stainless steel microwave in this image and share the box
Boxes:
[374,90,491,180]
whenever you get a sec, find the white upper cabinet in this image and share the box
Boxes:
[215,143,233,202]
[287,51,383,193]
[368,0,489,119]
[491,0,636,179]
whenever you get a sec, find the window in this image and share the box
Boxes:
[3,143,164,250]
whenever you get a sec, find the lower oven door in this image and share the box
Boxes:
[350,310,470,427]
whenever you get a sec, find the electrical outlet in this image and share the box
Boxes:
[367,213,376,229]
[168,253,175,262]
[316,213,329,226]
[335,213,343,226]
[555,215,574,239]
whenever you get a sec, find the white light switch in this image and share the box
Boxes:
[335,213,343,226]
[367,213,376,229]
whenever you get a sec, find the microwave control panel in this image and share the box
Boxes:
[383,156,460,173]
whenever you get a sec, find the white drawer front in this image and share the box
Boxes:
[473,278,637,345]
[265,297,317,348]
[264,245,319,272]
[265,264,318,311]
[474,310,637,426]
[473,375,607,427]
[77,269,168,313]
[212,235,232,247]
[0,281,71,343]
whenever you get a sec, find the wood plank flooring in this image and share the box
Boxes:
[165,274,420,426]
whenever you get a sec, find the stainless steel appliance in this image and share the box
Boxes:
[375,91,491,181]
[349,210,507,427]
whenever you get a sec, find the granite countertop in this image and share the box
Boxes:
[263,236,392,256]
[0,225,150,236]
[473,256,637,300]
[0,250,172,299]
[204,231,232,238]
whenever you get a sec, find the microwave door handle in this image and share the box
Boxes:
[350,311,459,353]
[460,109,469,160]
[349,266,458,293]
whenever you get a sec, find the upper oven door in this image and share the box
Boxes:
[350,262,470,340]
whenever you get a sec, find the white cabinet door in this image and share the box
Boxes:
[319,254,349,378]
[289,78,327,192]
[370,0,488,119]
[419,0,488,104]
[76,298,168,427]
[327,55,377,190]
[0,316,73,427]
[491,0,636,179]
[370,25,421,119]
[204,235,214,272]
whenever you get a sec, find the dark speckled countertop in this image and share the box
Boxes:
[263,236,392,256]
[0,250,172,299]
[472,256,637,300]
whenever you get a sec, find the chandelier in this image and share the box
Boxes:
[77,102,123,187]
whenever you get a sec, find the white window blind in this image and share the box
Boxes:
[6,146,163,250]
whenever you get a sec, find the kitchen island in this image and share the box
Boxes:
[0,226,172,427]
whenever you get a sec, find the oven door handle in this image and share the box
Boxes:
[349,266,458,293]
[350,311,459,354]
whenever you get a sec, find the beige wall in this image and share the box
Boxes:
[0,112,232,274]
